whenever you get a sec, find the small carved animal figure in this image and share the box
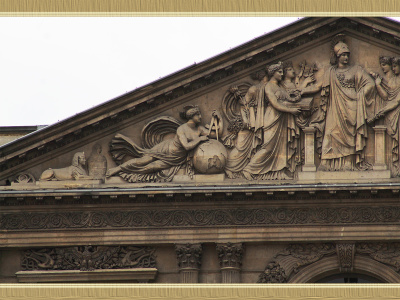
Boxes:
[40,152,90,181]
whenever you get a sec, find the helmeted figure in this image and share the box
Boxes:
[316,35,375,171]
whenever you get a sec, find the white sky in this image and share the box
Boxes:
[0,17,399,126]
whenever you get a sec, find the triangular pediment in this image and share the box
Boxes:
[2,17,400,191]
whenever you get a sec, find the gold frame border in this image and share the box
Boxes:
[2,0,400,299]
[0,0,398,15]
[1,283,400,299]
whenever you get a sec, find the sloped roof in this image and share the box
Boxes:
[1,17,400,181]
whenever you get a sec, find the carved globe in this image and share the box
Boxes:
[193,139,227,174]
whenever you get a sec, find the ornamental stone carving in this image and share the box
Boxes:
[311,34,375,172]
[3,205,400,231]
[356,242,400,272]
[39,152,92,181]
[21,245,156,271]
[259,242,400,283]
[12,173,36,184]
[369,56,400,176]
[336,243,355,272]
[258,243,337,283]
[216,242,244,283]
[107,107,224,183]
[175,243,202,270]
[175,243,202,283]
[5,19,400,187]
[216,242,244,269]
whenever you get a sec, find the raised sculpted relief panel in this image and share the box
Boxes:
[13,33,400,186]
[39,152,91,181]
[21,245,156,271]
[258,242,400,283]
[102,35,400,183]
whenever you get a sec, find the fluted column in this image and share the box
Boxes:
[216,242,244,283]
[175,243,202,283]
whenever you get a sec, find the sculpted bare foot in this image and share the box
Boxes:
[106,167,121,178]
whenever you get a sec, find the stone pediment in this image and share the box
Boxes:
[2,17,400,191]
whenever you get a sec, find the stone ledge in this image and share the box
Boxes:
[36,179,103,189]
[16,268,157,283]
[298,170,391,182]
[173,174,225,183]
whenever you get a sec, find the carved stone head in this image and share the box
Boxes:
[334,41,350,58]
[282,61,295,79]
[267,61,283,78]
[330,35,350,65]
[180,105,201,121]
[380,56,393,74]
[392,57,400,75]
[72,152,86,167]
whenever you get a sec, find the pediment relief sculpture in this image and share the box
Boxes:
[8,28,400,186]
[39,152,93,181]
[106,106,225,183]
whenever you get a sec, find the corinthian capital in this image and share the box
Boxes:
[175,243,202,269]
[216,242,244,269]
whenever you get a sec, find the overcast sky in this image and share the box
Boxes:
[1,17,399,126]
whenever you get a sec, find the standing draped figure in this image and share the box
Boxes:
[316,35,375,171]
[370,56,400,176]
[242,62,302,180]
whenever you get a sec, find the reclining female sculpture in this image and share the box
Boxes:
[106,106,223,182]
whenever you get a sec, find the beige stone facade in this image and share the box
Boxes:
[1,17,400,283]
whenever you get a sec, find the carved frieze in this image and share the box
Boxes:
[2,205,400,231]
[21,245,156,271]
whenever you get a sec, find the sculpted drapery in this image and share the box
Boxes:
[319,65,375,170]
[315,37,375,171]
[242,62,302,180]
[224,84,260,179]
[371,56,400,176]
[107,106,221,182]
